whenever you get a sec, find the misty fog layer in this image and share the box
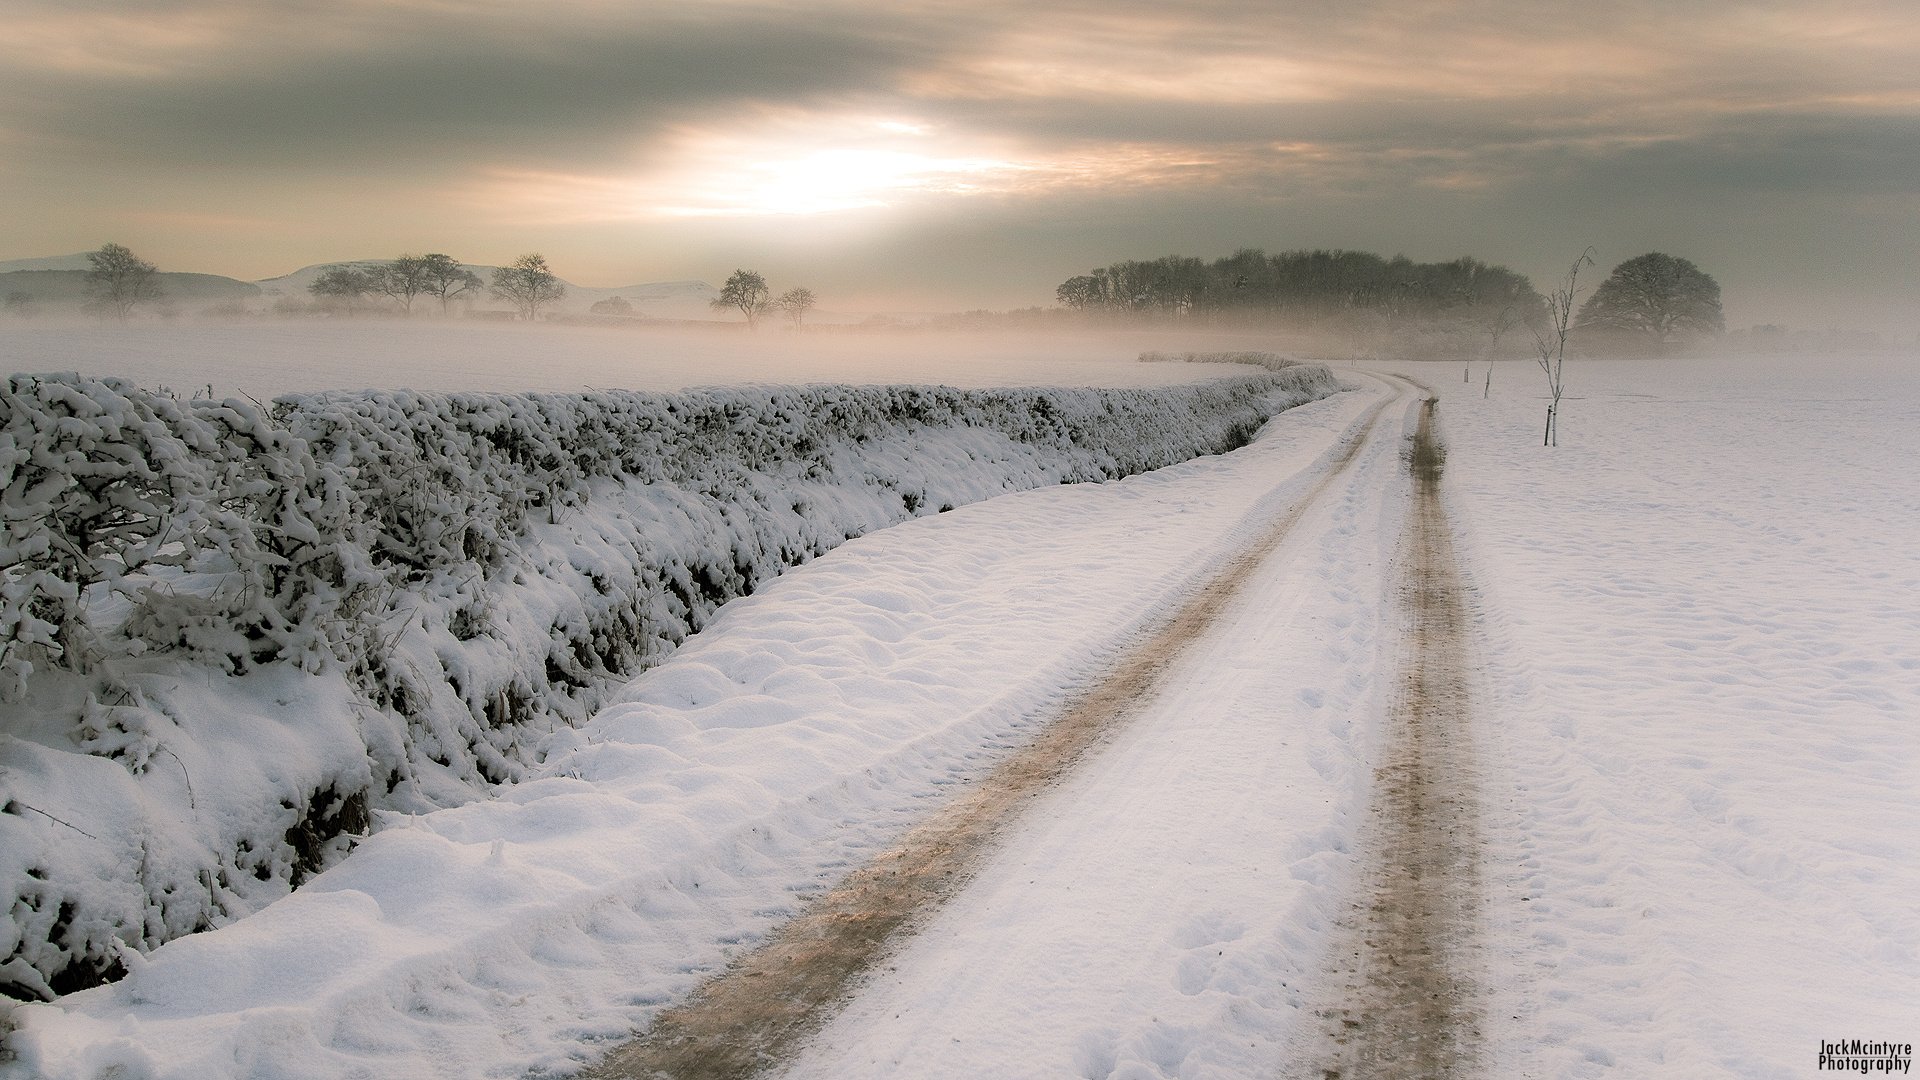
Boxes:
[0,322,1322,396]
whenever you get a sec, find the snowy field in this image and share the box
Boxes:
[1414,351,1920,1078]
[0,321,1280,396]
[4,346,1917,1080]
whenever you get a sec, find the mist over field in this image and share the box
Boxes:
[0,320,1300,397]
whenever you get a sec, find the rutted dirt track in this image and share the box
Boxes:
[583,388,1404,1080]
[1310,384,1485,1079]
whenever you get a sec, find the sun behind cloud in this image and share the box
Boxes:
[474,113,1039,223]
[653,142,1025,218]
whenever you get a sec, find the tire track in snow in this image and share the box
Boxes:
[1309,378,1485,1079]
[581,383,1409,1080]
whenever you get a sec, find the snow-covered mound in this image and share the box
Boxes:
[0,367,1340,1001]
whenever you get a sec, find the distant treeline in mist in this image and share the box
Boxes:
[1056,248,1548,359]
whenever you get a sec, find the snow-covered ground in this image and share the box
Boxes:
[5,348,1916,1080]
[1,376,1392,1080]
[1424,352,1920,1078]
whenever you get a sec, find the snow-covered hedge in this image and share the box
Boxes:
[0,366,1340,1000]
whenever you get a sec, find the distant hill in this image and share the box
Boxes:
[252,261,414,302]
[0,269,260,311]
[0,254,95,273]
[567,279,720,320]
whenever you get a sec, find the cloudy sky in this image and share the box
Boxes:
[3,0,1916,331]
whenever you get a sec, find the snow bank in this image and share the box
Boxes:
[0,380,1373,1080]
[0,367,1340,1002]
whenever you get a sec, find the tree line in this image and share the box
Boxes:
[310,252,576,320]
[307,255,820,326]
[1058,248,1545,324]
[308,253,488,315]
[1057,247,1724,356]
[38,241,1722,353]
[40,245,825,327]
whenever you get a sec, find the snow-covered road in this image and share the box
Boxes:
[594,377,1426,1078]
[762,371,1425,1078]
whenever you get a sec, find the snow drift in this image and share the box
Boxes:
[0,366,1340,1001]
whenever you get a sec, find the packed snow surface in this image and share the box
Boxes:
[779,377,1419,1079]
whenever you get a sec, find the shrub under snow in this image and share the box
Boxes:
[0,366,1340,1000]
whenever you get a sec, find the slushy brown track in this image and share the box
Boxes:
[1310,377,1484,1080]
[582,382,1410,1080]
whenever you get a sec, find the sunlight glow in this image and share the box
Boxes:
[474,114,1051,223]
[472,113,1298,229]
[655,145,1026,218]
[641,115,1032,218]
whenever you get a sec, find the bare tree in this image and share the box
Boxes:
[1534,250,1594,447]
[308,265,382,314]
[777,286,817,329]
[375,254,434,314]
[420,253,483,314]
[1483,304,1519,398]
[84,243,163,319]
[490,253,566,321]
[713,269,770,327]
